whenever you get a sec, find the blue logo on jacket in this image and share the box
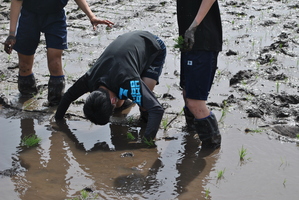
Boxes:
[130,80,141,105]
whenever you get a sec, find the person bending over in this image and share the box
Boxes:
[55,30,166,141]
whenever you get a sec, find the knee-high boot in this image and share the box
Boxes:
[47,75,65,106]
[193,112,221,148]
[18,74,38,97]
[183,106,195,128]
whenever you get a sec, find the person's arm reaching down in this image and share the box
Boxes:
[55,75,89,119]
[74,0,114,30]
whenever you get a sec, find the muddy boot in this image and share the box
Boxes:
[183,106,195,129]
[18,74,38,97]
[193,112,221,149]
[47,75,65,106]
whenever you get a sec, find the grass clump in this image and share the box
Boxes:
[21,135,41,147]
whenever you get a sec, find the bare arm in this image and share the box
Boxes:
[191,0,216,27]
[74,0,114,30]
[9,0,23,36]
[184,0,216,51]
[3,0,22,54]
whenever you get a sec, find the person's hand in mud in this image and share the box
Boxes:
[184,21,198,51]
[90,17,114,30]
[3,35,16,54]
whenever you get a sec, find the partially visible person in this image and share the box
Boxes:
[55,30,166,142]
[3,0,114,106]
[177,0,223,148]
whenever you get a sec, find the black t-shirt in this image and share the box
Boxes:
[177,0,223,51]
[55,31,164,139]
[22,0,69,14]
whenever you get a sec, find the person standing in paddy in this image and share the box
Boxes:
[177,0,223,148]
[3,0,114,106]
[55,30,166,143]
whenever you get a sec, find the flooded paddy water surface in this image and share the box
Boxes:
[0,0,299,199]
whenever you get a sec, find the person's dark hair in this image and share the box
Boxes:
[83,88,114,125]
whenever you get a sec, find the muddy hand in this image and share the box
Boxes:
[184,26,197,51]
[4,35,16,54]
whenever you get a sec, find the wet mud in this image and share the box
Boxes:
[0,0,299,200]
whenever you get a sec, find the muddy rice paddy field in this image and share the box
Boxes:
[0,0,299,199]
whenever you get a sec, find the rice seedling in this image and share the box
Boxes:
[127,132,136,140]
[276,81,280,93]
[216,168,225,180]
[296,134,299,139]
[173,35,184,50]
[166,84,171,94]
[283,178,287,187]
[63,60,67,69]
[204,188,210,199]
[21,135,41,147]
[160,1,166,6]
[161,117,169,130]
[143,137,156,148]
[7,54,11,62]
[126,115,135,124]
[0,74,6,81]
[269,57,275,65]
[67,189,98,200]
[219,100,229,123]
[239,145,248,161]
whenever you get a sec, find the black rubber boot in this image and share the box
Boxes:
[183,106,195,128]
[47,76,65,106]
[193,112,221,148]
[18,74,38,97]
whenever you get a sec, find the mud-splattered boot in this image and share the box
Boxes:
[183,106,195,129]
[47,75,65,106]
[18,74,38,97]
[193,112,221,149]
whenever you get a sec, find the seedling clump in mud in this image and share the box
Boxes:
[21,135,41,147]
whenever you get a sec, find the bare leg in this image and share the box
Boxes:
[18,53,34,76]
[47,48,64,76]
[182,89,210,119]
[17,53,38,96]
[46,48,65,106]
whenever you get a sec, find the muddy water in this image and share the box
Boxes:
[1,0,299,199]
[1,107,299,200]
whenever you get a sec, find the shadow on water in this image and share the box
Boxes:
[0,111,221,200]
